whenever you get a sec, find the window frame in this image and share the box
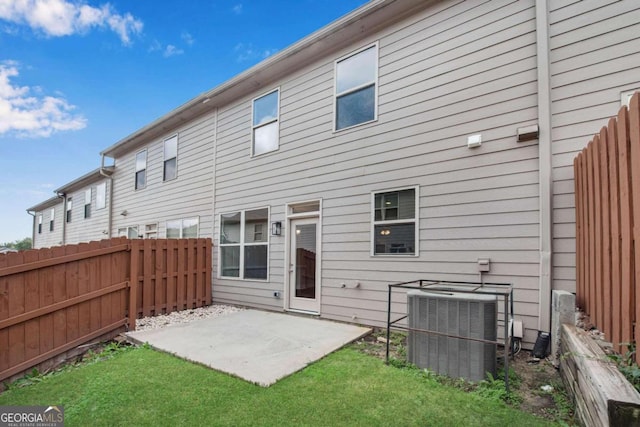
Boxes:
[165,217,199,239]
[118,226,139,239]
[49,207,55,231]
[163,134,178,182]
[370,185,419,257]
[38,214,42,234]
[135,149,147,190]
[84,188,91,219]
[251,88,280,157]
[218,207,270,281]
[333,42,379,132]
[66,197,73,223]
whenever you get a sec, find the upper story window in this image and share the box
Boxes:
[38,215,42,234]
[252,89,279,156]
[166,217,198,238]
[84,189,91,219]
[135,150,147,190]
[372,187,418,256]
[164,135,178,181]
[49,207,55,231]
[96,182,106,210]
[335,44,378,131]
[66,198,73,223]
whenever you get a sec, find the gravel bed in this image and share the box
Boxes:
[135,304,244,332]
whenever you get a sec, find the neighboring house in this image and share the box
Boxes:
[26,0,640,346]
[0,247,18,254]
[27,196,64,248]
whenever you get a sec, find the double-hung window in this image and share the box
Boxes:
[66,198,73,223]
[84,189,91,219]
[49,208,55,231]
[252,89,279,156]
[38,215,42,234]
[220,208,268,280]
[96,182,106,209]
[166,217,198,238]
[164,135,178,181]
[372,187,418,255]
[135,150,147,190]
[335,44,378,131]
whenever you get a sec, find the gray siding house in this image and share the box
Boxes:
[28,196,64,248]
[26,0,640,346]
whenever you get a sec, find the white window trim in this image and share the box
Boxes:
[370,185,419,257]
[333,42,379,133]
[66,197,73,223]
[251,88,280,157]
[163,134,179,182]
[218,207,270,282]
[165,217,199,238]
[84,189,91,219]
[38,214,42,234]
[135,149,147,190]
[118,226,139,239]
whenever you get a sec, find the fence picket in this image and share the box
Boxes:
[628,94,640,366]
[607,117,622,352]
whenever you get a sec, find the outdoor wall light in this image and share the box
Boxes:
[271,221,282,236]
[120,210,128,216]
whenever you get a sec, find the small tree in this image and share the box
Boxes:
[1,237,32,251]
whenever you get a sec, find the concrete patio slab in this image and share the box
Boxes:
[126,310,371,386]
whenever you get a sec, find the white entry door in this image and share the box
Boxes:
[288,217,320,313]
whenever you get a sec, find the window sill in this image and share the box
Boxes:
[333,117,378,134]
[219,276,270,283]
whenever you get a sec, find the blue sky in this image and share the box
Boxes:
[0,0,367,243]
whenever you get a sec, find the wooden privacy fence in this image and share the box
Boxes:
[574,92,640,362]
[0,237,212,382]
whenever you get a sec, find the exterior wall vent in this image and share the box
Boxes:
[407,290,497,382]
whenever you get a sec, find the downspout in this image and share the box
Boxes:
[26,210,35,248]
[536,0,553,332]
[100,154,114,238]
[56,191,67,245]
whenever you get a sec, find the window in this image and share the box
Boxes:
[49,208,55,231]
[66,198,72,223]
[166,217,198,238]
[164,135,178,181]
[135,150,147,189]
[252,89,279,156]
[38,215,42,234]
[96,182,106,209]
[220,208,268,280]
[335,44,378,131]
[84,189,91,219]
[118,226,139,238]
[144,223,158,239]
[372,187,418,255]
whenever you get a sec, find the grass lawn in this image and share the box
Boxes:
[0,346,557,426]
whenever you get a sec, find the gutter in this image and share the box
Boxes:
[56,191,67,245]
[100,155,114,238]
[536,0,553,332]
[26,209,35,248]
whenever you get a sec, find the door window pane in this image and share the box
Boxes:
[295,223,316,299]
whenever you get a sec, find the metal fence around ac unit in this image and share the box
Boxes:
[385,279,514,391]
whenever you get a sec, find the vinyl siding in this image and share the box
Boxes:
[213,0,542,345]
[33,203,64,249]
[110,111,216,238]
[549,0,640,293]
[64,179,111,244]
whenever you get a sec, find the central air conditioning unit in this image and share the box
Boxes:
[407,290,497,382]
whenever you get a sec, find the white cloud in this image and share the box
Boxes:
[232,4,243,15]
[0,62,86,138]
[181,31,194,46]
[234,42,277,62]
[0,0,143,45]
[163,44,183,58]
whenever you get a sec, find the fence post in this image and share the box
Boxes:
[128,240,138,331]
